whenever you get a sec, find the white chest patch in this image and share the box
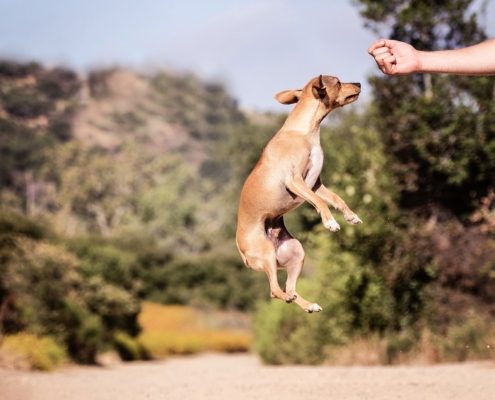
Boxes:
[304,146,324,188]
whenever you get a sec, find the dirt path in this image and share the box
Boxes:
[1,353,494,400]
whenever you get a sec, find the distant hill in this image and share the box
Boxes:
[0,59,272,243]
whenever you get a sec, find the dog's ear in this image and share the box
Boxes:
[312,75,327,100]
[274,89,302,105]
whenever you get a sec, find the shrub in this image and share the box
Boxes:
[62,301,104,364]
[1,333,66,371]
[139,252,266,311]
[1,227,141,364]
[441,314,495,361]
[37,68,80,100]
[49,115,73,141]
[385,332,417,364]
[2,87,52,118]
[0,60,40,78]
[253,245,393,365]
[113,331,147,361]
[253,296,326,365]
[0,207,48,239]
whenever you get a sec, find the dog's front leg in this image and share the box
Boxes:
[314,179,362,225]
[286,175,340,232]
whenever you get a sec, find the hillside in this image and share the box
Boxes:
[0,59,273,365]
[0,60,257,240]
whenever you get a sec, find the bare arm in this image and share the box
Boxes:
[368,38,495,76]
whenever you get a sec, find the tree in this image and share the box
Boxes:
[354,0,495,337]
[355,0,494,215]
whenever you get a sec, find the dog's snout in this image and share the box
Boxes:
[353,82,361,89]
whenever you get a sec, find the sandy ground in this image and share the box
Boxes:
[1,353,494,400]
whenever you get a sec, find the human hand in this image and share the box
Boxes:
[368,39,422,75]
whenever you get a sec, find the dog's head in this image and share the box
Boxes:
[275,75,360,110]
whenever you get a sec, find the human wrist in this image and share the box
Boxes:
[416,50,429,73]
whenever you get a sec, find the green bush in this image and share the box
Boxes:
[0,119,54,186]
[1,333,66,371]
[114,331,147,361]
[0,218,141,364]
[254,298,324,365]
[66,236,138,291]
[253,246,393,365]
[139,250,266,311]
[62,300,104,364]
[0,207,48,239]
[385,332,416,364]
[441,314,494,361]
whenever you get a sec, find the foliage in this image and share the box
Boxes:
[0,209,141,364]
[0,333,66,371]
[254,0,495,365]
[440,314,494,361]
[150,72,244,141]
[114,331,148,361]
[254,109,400,364]
[0,118,53,190]
[1,21,494,368]
[354,0,495,330]
[1,87,53,118]
[355,0,494,214]
[0,207,48,240]
[138,251,265,310]
[253,228,394,365]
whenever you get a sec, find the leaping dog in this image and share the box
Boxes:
[236,75,362,313]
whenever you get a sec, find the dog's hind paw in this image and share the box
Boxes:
[344,213,363,225]
[324,219,340,232]
[285,293,298,303]
[305,303,323,313]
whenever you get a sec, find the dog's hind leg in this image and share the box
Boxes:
[274,220,322,313]
[239,231,294,303]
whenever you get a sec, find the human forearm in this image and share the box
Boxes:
[417,39,495,75]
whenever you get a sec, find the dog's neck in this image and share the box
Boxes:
[281,98,330,141]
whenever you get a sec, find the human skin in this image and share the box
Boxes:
[368,38,495,75]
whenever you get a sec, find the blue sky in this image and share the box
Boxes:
[0,0,494,110]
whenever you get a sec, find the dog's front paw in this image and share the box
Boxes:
[305,303,323,313]
[344,213,363,225]
[324,219,340,232]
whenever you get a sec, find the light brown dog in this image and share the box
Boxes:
[236,75,362,313]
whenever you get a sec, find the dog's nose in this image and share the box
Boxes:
[353,82,361,88]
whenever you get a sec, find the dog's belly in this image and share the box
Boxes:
[304,145,323,188]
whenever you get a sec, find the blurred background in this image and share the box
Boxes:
[0,0,494,371]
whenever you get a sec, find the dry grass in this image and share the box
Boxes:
[137,302,251,359]
[325,324,495,366]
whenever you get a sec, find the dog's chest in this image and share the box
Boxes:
[304,146,324,188]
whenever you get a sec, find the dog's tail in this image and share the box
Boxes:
[235,232,253,269]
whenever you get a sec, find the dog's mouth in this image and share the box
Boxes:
[345,93,360,103]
